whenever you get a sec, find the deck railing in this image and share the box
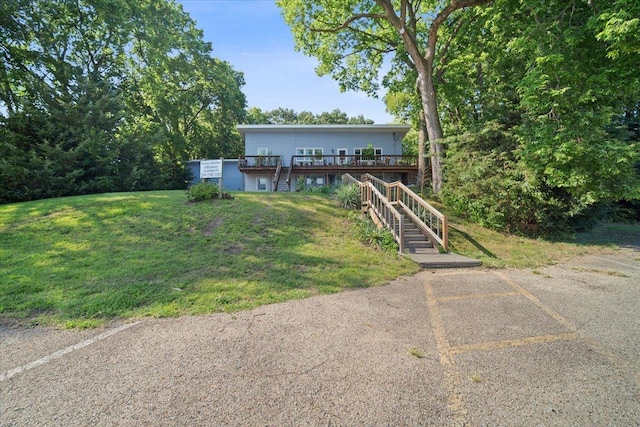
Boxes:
[290,154,416,168]
[238,155,281,168]
[348,173,448,251]
[239,155,417,169]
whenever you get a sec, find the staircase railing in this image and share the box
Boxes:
[285,156,294,188]
[273,157,282,191]
[348,175,405,253]
[355,173,448,251]
[396,182,448,250]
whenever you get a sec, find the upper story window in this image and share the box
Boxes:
[354,148,383,156]
[295,148,323,165]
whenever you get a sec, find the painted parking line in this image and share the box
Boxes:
[449,332,578,356]
[423,269,640,424]
[0,321,141,382]
[424,281,469,426]
[423,271,579,424]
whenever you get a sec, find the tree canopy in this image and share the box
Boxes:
[0,0,246,203]
[279,0,639,234]
[278,0,493,192]
[244,107,374,124]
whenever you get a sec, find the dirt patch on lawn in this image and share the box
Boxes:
[203,218,223,236]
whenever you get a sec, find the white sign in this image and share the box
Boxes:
[200,159,223,179]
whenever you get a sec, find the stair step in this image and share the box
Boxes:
[405,242,434,249]
[403,246,438,255]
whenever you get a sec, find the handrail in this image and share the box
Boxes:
[361,174,448,251]
[273,157,282,190]
[285,156,294,186]
[341,173,361,186]
[364,181,405,253]
[396,182,447,251]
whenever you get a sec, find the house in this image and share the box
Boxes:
[185,159,244,191]
[237,124,417,192]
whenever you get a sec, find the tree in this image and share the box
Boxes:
[0,0,246,202]
[242,107,374,124]
[435,0,640,233]
[278,0,492,192]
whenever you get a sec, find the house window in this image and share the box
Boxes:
[354,148,383,156]
[304,175,325,187]
[355,147,382,163]
[257,177,268,191]
[296,148,323,165]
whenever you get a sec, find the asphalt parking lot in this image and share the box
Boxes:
[1,249,639,426]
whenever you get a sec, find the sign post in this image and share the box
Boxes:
[199,159,224,198]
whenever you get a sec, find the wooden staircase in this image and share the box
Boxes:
[399,207,437,254]
[343,172,480,268]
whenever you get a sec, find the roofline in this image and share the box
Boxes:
[237,124,411,136]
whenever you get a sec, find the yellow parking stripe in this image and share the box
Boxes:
[449,332,578,355]
[436,291,520,302]
[424,281,469,425]
[493,271,577,332]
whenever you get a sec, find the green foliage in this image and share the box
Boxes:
[244,107,373,124]
[305,185,333,194]
[0,0,245,203]
[296,176,306,192]
[334,183,362,210]
[441,123,602,235]
[430,0,640,234]
[186,182,219,202]
[347,212,398,252]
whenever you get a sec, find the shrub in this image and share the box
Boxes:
[186,182,219,202]
[296,176,306,192]
[439,123,616,236]
[334,183,361,210]
[348,211,398,251]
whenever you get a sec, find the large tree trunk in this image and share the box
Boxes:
[417,70,444,193]
[416,109,426,188]
[375,0,493,194]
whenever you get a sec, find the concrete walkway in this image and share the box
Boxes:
[1,249,638,426]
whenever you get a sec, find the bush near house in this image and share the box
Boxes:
[186,182,219,202]
[334,183,361,210]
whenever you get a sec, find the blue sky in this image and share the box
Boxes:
[177,0,394,123]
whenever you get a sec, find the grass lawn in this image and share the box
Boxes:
[0,191,418,328]
[447,216,639,269]
[1,190,637,328]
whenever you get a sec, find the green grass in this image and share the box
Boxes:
[2,190,637,327]
[0,191,418,327]
[447,215,639,269]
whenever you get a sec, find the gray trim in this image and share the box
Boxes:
[237,124,410,136]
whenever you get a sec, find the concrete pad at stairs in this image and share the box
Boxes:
[402,251,482,268]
